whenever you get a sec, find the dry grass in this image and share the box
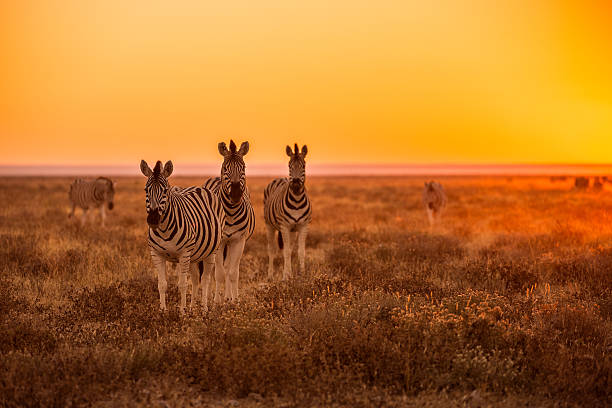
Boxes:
[0,175,610,407]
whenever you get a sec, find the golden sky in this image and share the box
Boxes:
[1,0,612,166]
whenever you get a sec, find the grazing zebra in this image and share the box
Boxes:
[422,181,447,229]
[68,177,115,227]
[202,140,255,301]
[140,160,225,313]
[264,144,312,280]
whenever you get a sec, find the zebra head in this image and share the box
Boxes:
[425,181,441,192]
[96,177,115,210]
[140,160,173,230]
[218,140,249,204]
[286,143,307,194]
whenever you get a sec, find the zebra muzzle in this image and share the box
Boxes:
[230,182,243,203]
[290,179,304,193]
[147,210,160,228]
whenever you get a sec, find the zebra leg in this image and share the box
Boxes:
[68,203,76,218]
[280,226,293,280]
[223,248,231,300]
[201,255,215,312]
[226,238,246,300]
[426,208,434,229]
[297,225,309,274]
[266,224,276,280]
[100,205,106,227]
[291,231,298,253]
[214,242,226,303]
[177,255,191,315]
[151,251,168,311]
[291,231,299,273]
[435,209,443,226]
[189,262,200,310]
[80,208,88,226]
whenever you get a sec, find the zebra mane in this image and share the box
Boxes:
[153,161,163,175]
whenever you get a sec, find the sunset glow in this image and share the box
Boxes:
[1,1,612,167]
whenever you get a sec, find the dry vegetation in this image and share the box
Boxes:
[1,176,611,407]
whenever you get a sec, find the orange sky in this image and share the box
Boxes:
[1,0,612,166]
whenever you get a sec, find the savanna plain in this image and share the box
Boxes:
[1,176,610,407]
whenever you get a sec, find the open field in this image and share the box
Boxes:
[1,176,611,407]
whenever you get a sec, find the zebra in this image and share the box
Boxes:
[574,177,589,190]
[68,177,115,227]
[202,140,255,301]
[140,159,225,313]
[422,181,447,229]
[593,177,604,191]
[264,144,312,280]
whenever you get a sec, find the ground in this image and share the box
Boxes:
[0,176,610,407]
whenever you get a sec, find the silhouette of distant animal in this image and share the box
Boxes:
[574,177,589,189]
[422,181,447,228]
[68,177,115,227]
[593,177,603,191]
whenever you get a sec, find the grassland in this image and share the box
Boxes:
[0,175,610,407]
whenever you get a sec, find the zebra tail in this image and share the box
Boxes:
[198,261,204,279]
[223,245,228,262]
[277,231,284,250]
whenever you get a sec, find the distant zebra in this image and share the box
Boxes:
[203,140,255,301]
[593,177,603,191]
[68,177,115,227]
[140,160,225,313]
[422,181,447,229]
[574,177,589,190]
[264,144,312,280]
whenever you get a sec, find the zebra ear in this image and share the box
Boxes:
[218,142,229,157]
[163,161,173,177]
[301,145,308,157]
[238,141,249,156]
[286,146,292,157]
[140,160,152,177]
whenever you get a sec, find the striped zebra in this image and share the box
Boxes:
[68,177,115,227]
[140,160,225,313]
[422,181,447,229]
[203,140,255,301]
[264,144,312,280]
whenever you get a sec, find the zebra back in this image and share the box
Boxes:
[69,178,114,209]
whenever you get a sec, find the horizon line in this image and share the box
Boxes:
[2,163,612,177]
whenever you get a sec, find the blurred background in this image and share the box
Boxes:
[1,0,611,175]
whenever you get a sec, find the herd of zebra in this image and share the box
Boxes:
[69,141,314,313]
[68,140,446,313]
